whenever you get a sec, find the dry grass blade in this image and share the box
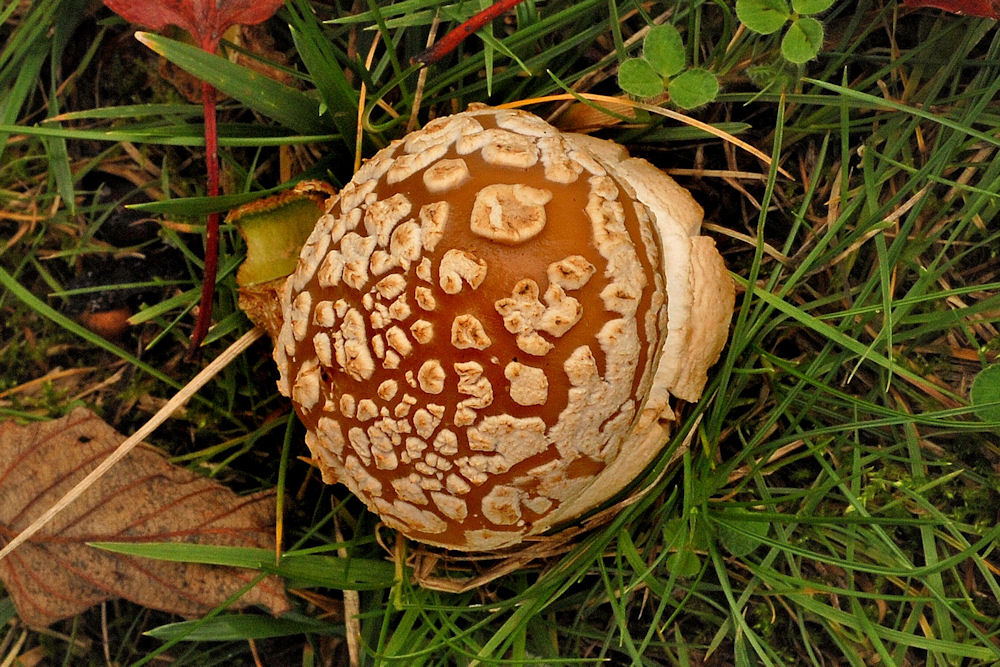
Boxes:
[498,93,792,179]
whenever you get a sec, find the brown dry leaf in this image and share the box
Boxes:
[0,407,290,628]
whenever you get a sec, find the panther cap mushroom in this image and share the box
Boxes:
[273,106,734,551]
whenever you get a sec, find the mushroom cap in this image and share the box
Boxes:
[273,106,734,551]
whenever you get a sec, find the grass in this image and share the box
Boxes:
[2,0,1000,664]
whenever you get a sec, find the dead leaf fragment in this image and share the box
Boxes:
[903,0,1000,19]
[0,408,290,628]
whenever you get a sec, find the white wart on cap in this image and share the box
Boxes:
[274,106,734,551]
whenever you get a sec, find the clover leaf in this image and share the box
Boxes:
[644,24,686,78]
[618,23,720,109]
[781,16,824,64]
[736,0,791,35]
[971,364,1000,424]
[736,0,828,64]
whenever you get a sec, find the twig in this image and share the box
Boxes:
[0,326,266,563]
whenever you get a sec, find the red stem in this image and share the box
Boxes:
[188,78,220,356]
[413,0,528,65]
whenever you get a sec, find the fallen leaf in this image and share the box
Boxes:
[0,408,289,628]
[903,0,1000,19]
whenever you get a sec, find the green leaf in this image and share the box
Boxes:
[781,16,825,64]
[971,365,1000,423]
[618,57,666,98]
[715,511,770,557]
[643,24,686,78]
[92,542,398,591]
[135,32,334,137]
[668,68,720,109]
[666,548,701,577]
[736,0,790,35]
[792,0,835,14]
[146,613,343,641]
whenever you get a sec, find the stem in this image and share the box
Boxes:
[189,78,220,355]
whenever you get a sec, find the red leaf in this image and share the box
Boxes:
[903,0,1000,19]
[102,0,285,50]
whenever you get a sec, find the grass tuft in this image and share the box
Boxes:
[1,1,999,664]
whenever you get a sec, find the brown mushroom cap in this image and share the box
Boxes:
[274,106,734,551]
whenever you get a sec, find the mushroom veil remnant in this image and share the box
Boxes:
[272,105,735,551]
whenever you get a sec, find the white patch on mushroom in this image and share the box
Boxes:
[522,495,553,516]
[404,114,483,154]
[431,492,468,521]
[415,257,433,283]
[340,232,378,290]
[439,249,487,294]
[433,429,459,456]
[470,184,552,245]
[404,436,428,462]
[368,249,398,277]
[409,319,434,345]
[382,349,401,370]
[313,300,337,328]
[455,361,493,411]
[494,279,555,356]
[338,308,375,381]
[547,255,597,291]
[374,274,407,300]
[338,178,378,212]
[385,326,413,357]
[345,454,382,497]
[504,362,549,406]
[494,109,556,137]
[516,332,554,356]
[355,399,378,422]
[371,333,385,359]
[289,291,312,342]
[482,485,524,525]
[316,417,344,456]
[364,192,412,247]
[423,158,471,193]
[417,359,446,394]
[377,379,399,401]
[388,220,422,269]
[316,249,345,288]
[538,285,583,338]
[445,472,471,495]
[376,498,447,534]
[412,407,441,439]
[450,314,492,350]
[339,393,356,418]
[347,427,372,465]
[414,286,437,311]
[313,332,333,367]
[388,294,411,321]
[394,393,418,418]
[419,202,449,253]
[458,128,539,169]
[292,218,332,292]
[392,474,430,505]
[537,135,583,184]
[386,143,448,184]
[456,457,489,485]
[292,358,321,411]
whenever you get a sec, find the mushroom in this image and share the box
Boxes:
[272,105,734,551]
